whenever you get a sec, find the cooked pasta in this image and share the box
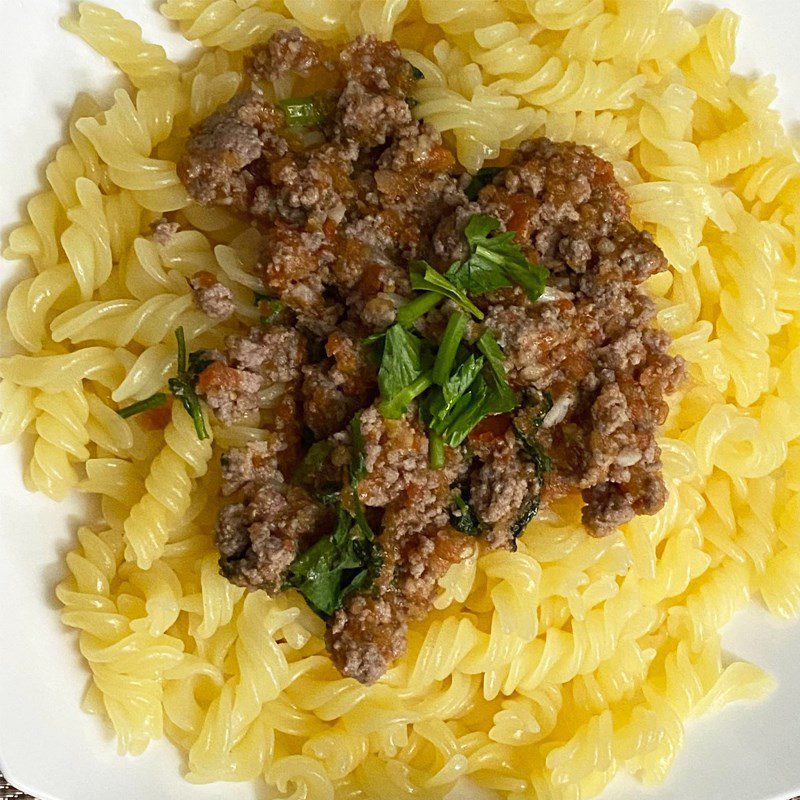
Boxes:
[2,1,800,798]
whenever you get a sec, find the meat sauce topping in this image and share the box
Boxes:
[176,29,685,684]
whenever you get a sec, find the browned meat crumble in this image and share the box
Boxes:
[177,29,685,684]
[188,271,235,321]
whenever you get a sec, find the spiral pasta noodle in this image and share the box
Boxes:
[123,403,214,568]
[0,1,799,798]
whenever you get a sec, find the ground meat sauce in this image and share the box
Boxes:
[178,30,685,684]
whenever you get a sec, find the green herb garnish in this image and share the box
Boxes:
[428,353,484,428]
[117,393,168,419]
[464,167,503,201]
[293,441,334,488]
[410,261,484,320]
[451,492,480,535]
[476,330,517,414]
[119,328,210,438]
[439,376,491,448]
[169,328,210,440]
[411,65,425,80]
[260,299,284,325]
[510,496,540,542]
[513,391,554,475]
[447,214,548,302]
[378,324,432,419]
[428,428,445,470]
[432,311,468,386]
[316,482,342,506]
[350,411,367,484]
[396,291,443,327]
[277,95,324,127]
[254,291,284,325]
[286,504,382,617]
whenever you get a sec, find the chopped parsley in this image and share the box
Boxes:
[409,261,484,320]
[476,330,518,414]
[432,311,468,386]
[427,353,485,430]
[378,324,432,419]
[395,291,442,327]
[513,390,554,475]
[286,504,383,617]
[447,214,548,302]
[117,327,210,440]
[293,441,334,488]
[168,327,211,440]
[511,496,540,542]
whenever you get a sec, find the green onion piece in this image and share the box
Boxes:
[433,311,467,386]
[428,429,445,470]
[396,292,442,326]
[411,65,425,80]
[117,393,168,419]
[278,96,323,127]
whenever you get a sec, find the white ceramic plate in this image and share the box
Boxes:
[1,2,800,799]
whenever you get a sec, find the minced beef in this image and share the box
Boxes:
[180,30,684,683]
[248,28,324,83]
[188,271,235,321]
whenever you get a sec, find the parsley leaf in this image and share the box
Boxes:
[510,496,540,542]
[432,311,468,386]
[513,390,554,475]
[447,214,549,302]
[378,324,432,419]
[439,375,491,447]
[428,353,485,428]
[428,428,445,469]
[476,330,517,414]
[409,261,484,320]
[286,504,383,617]
[350,412,367,484]
[253,291,285,325]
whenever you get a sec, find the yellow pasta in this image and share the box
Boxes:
[1,1,799,798]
